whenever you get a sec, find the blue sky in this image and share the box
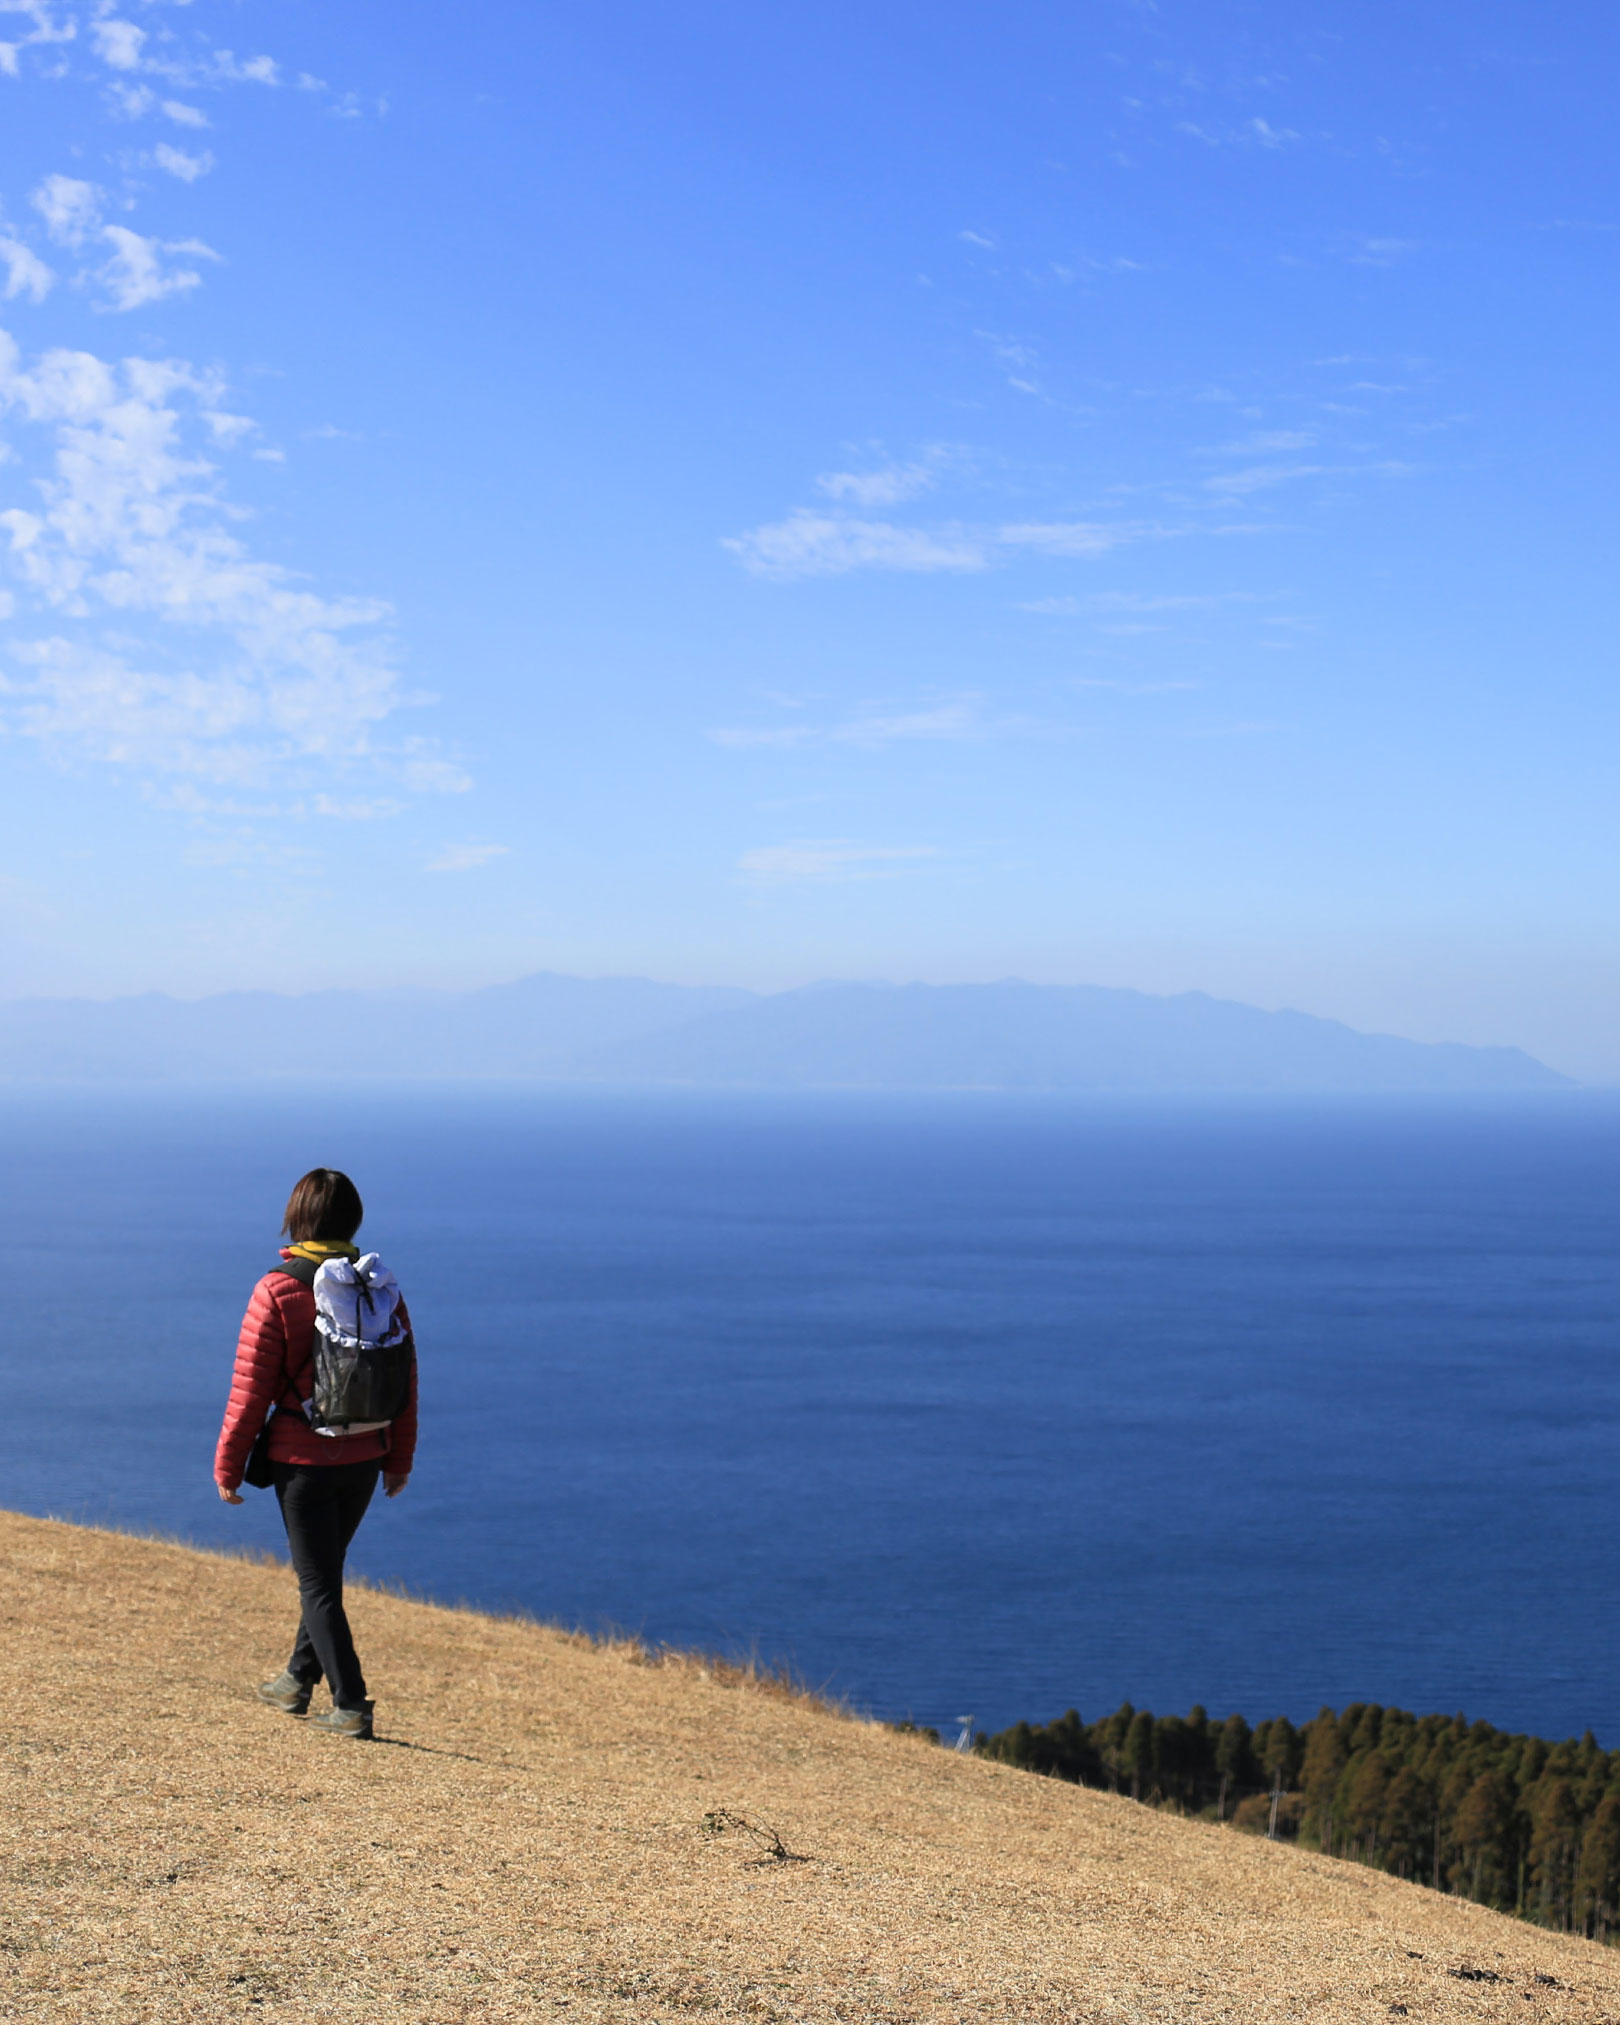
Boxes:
[2,1,1618,1074]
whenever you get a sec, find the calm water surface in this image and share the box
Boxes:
[2,1085,1617,1740]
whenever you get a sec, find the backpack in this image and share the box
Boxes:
[275,1251,415,1436]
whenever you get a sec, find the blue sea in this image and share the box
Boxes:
[3,1085,1619,1744]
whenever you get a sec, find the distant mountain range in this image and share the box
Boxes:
[0,972,1571,1091]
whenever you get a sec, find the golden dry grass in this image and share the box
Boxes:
[2,1511,1617,2024]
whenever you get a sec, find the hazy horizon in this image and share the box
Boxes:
[0,965,1601,1084]
[0,968,1579,1090]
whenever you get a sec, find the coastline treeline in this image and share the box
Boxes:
[969,1701,1620,1940]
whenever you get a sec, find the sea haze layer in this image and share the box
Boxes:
[1,1086,1615,1741]
[0,974,1567,1090]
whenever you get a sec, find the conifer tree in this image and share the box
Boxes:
[1123,1710,1156,1801]
[1576,1790,1620,1940]
[1215,1713,1253,1823]
[975,1697,1620,1944]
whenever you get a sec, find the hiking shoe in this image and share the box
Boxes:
[256,1670,313,1715]
[308,1701,374,1740]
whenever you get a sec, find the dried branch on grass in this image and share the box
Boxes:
[699,1808,811,1865]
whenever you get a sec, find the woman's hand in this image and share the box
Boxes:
[217,1482,244,1505]
[383,1473,408,1498]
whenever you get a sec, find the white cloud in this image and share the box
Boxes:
[0,2,75,74]
[91,16,144,70]
[815,462,935,508]
[20,183,218,308]
[739,839,938,886]
[710,696,989,751]
[1178,116,1300,149]
[978,331,1038,373]
[427,842,509,873]
[107,80,153,116]
[152,142,213,181]
[98,226,217,310]
[78,25,281,91]
[1207,429,1316,454]
[996,520,1149,557]
[0,328,457,796]
[32,173,101,247]
[959,229,996,250]
[201,406,256,445]
[162,100,209,127]
[0,236,52,302]
[1202,462,1327,497]
[724,497,1159,580]
[327,90,383,120]
[1351,237,1418,267]
[722,511,986,579]
[834,700,986,746]
[210,50,277,85]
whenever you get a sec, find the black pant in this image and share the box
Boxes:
[272,1458,379,1710]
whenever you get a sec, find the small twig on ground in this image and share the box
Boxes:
[699,1808,811,1865]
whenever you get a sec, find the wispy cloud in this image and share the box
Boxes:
[996,519,1156,557]
[151,142,213,182]
[1203,462,1325,496]
[0,236,52,302]
[739,839,938,886]
[1351,237,1418,267]
[722,512,985,579]
[99,224,217,308]
[814,461,936,508]
[1177,116,1300,149]
[724,500,1161,580]
[709,695,992,750]
[4,0,305,99]
[1203,429,1316,455]
[28,174,218,309]
[90,14,143,71]
[427,842,509,873]
[0,330,461,799]
[1016,595,1089,616]
[1203,458,1411,497]
[32,172,100,247]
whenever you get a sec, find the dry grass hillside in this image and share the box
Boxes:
[2,1512,1617,2025]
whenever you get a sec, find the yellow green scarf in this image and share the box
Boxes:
[284,1239,361,1264]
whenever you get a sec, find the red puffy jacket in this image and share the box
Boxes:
[214,1253,419,1490]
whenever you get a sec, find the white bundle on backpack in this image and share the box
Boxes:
[313,1253,407,1350]
[307,1253,410,1436]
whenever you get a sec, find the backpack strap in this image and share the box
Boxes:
[269,1255,319,1289]
[264,1255,320,1417]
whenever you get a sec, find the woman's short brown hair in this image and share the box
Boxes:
[282,1168,364,1243]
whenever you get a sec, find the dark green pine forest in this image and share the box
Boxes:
[964,1702,1620,1939]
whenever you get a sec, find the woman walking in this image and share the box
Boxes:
[214,1167,417,1740]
